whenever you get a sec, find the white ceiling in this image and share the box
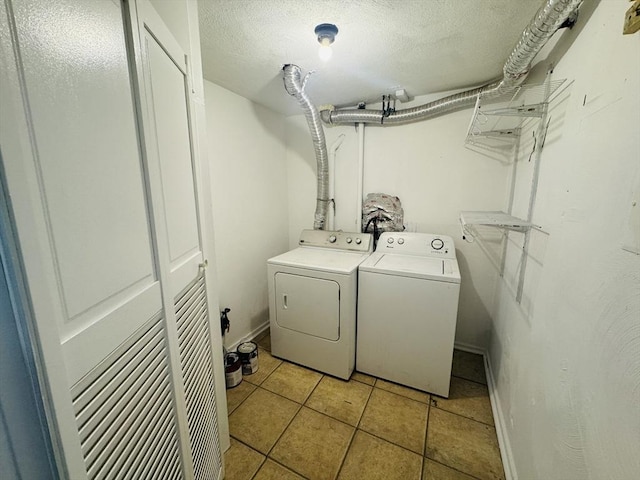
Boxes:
[197,0,543,116]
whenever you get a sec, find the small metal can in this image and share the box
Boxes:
[225,352,242,388]
[237,341,259,375]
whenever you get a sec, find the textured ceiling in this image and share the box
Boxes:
[198,0,543,116]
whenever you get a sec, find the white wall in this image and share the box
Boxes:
[205,80,289,348]
[149,0,190,53]
[286,93,511,349]
[488,1,640,479]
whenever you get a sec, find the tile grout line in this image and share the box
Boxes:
[258,366,323,405]
[226,434,270,478]
[247,455,267,480]
[227,383,261,418]
[332,425,357,480]
[420,395,431,480]
[451,373,488,387]
[371,382,431,407]
[333,378,376,479]
[373,379,431,404]
[264,400,303,457]
[231,381,496,452]
[349,378,430,458]
[308,394,357,480]
[301,372,325,408]
[243,366,280,389]
[350,384,437,462]
[230,354,497,479]
[247,336,313,479]
[249,457,311,480]
[232,397,496,480]
[260,372,325,478]
[357,377,377,429]
[430,402,497,428]
[352,428,425,457]
[428,458,484,480]
[349,376,374,387]
[423,402,502,479]
[227,383,304,472]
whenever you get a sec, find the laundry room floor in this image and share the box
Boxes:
[224,331,505,480]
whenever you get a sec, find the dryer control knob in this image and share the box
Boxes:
[355,238,362,244]
[387,237,394,244]
[431,238,444,250]
[329,235,337,243]
[397,238,405,245]
[346,237,353,244]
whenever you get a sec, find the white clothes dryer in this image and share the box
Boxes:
[357,232,461,397]
[267,230,373,379]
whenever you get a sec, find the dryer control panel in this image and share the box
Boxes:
[376,232,456,258]
[298,230,373,252]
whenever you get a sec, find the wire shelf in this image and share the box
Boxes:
[459,211,541,242]
[465,79,566,149]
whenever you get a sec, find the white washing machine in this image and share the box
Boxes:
[357,232,461,397]
[267,230,373,379]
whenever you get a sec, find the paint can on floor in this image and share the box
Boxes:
[237,341,259,375]
[225,352,242,388]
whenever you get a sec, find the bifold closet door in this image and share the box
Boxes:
[136,0,223,478]
[0,0,176,477]
[0,0,222,478]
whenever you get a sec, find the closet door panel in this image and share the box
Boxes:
[137,2,223,478]
[4,1,168,467]
[144,28,201,280]
[12,0,158,327]
[10,0,162,388]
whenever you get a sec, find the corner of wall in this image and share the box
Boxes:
[484,349,518,480]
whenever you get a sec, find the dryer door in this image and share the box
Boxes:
[274,273,340,341]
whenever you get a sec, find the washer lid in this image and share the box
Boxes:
[359,252,461,283]
[268,247,369,274]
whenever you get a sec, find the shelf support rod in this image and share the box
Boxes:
[501,128,523,276]
[516,71,552,302]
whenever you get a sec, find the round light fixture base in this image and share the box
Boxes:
[314,23,338,45]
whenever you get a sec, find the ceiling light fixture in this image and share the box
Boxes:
[314,23,338,62]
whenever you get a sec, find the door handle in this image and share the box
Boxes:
[283,294,288,310]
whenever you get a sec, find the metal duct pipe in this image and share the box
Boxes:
[283,64,330,229]
[321,0,581,126]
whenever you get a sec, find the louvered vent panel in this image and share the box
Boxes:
[175,275,222,480]
[71,315,184,480]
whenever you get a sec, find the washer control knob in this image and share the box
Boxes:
[397,238,405,245]
[355,238,362,244]
[387,237,394,244]
[431,238,444,250]
[329,235,337,243]
[346,237,353,244]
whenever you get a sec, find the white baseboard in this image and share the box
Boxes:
[453,341,485,356]
[224,321,270,353]
[453,341,516,480]
[484,353,517,480]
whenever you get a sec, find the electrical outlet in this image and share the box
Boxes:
[623,0,640,34]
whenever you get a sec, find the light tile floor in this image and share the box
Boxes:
[224,332,504,480]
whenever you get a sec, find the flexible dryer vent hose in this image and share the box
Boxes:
[282,0,582,231]
[282,64,329,230]
[320,0,582,126]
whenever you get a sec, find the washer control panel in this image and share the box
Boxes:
[376,232,456,258]
[298,229,373,252]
